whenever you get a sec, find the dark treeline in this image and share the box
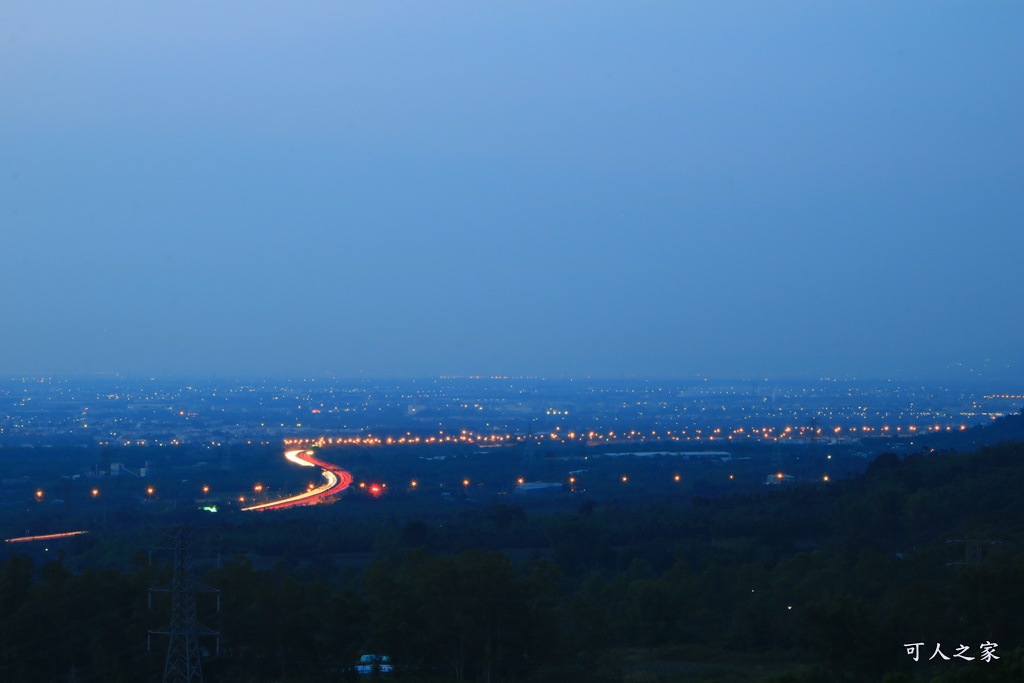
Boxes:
[2,442,1024,682]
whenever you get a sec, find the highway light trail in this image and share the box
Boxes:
[242,449,353,511]
[5,530,90,543]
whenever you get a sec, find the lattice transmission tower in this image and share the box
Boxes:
[148,527,220,683]
[946,534,1001,568]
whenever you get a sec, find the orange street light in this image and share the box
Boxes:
[91,488,100,498]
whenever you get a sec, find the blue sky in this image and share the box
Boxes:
[1,2,1021,380]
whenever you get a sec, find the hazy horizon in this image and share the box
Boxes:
[2,2,1021,381]
[1,371,1019,388]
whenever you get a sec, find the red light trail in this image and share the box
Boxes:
[242,449,353,511]
[5,530,90,543]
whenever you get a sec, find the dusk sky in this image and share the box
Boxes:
[2,2,1021,380]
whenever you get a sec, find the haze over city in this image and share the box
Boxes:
[3,5,1024,681]
[2,2,1021,381]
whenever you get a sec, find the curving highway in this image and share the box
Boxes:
[242,449,353,511]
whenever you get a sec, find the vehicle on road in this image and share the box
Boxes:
[355,654,393,675]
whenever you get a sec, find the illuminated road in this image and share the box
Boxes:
[242,449,353,511]
[5,530,90,543]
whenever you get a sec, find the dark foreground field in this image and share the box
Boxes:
[1,423,1023,682]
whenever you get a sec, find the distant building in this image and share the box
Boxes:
[514,482,564,495]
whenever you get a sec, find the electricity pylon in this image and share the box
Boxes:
[149,527,220,683]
